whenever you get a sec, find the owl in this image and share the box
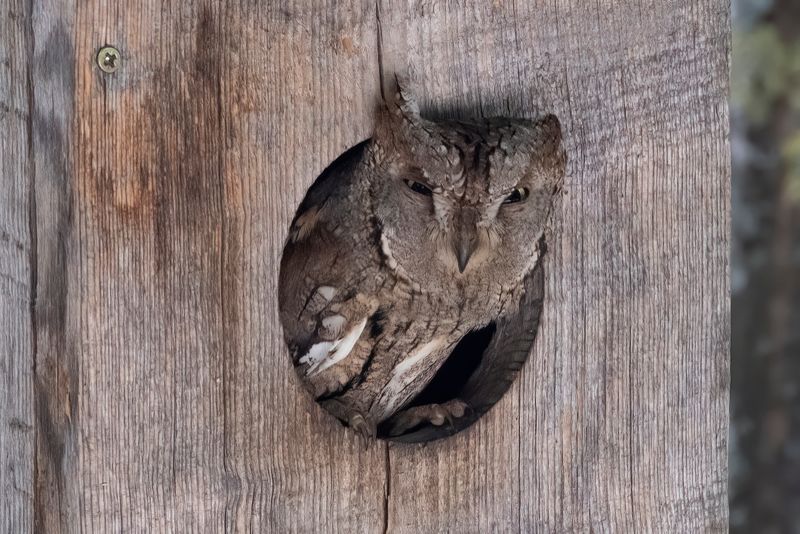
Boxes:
[279,80,565,440]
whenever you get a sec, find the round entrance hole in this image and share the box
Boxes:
[277,140,548,443]
[277,86,563,442]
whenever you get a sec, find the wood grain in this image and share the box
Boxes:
[29,2,84,532]
[1,2,34,532]
[3,0,728,532]
[31,1,386,532]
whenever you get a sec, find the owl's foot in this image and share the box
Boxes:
[348,413,377,441]
[320,399,377,442]
[310,365,357,398]
[386,399,469,437]
[307,338,376,399]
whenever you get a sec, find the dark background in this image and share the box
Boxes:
[731,0,800,531]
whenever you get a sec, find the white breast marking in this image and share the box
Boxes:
[372,337,446,419]
[300,317,368,376]
[392,338,443,377]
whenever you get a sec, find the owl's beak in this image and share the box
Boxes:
[453,208,479,273]
[454,229,478,273]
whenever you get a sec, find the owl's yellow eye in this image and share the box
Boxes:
[503,187,529,204]
[404,179,433,196]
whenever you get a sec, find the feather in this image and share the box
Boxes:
[301,317,368,376]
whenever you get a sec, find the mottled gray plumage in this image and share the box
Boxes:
[279,81,565,439]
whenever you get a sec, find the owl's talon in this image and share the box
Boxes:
[309,357,364,399]
[430,409,446,426]
[349,413,377,441]
[447,399,467,418]
[386,399,469,436]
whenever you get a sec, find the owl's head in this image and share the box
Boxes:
[367,84,566,290]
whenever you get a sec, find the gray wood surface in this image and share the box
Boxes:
[2,0,729,532]
[1,2,34,533]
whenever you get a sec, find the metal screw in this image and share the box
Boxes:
[97,46,121,73]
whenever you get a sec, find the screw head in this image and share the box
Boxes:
[97,46,121,73]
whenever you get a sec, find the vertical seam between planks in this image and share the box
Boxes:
[214,6,233,532]
[25,0,40,531]
[513,30,524,526]
[25,0,37,375]
[382,444,390,534]
[375,0,385,101]
[375,3,391,532]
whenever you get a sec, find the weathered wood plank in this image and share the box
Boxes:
[379,0,730,532]
[28,1,387,532]
[63,3,231,531]
[0,2,34,532]
[29,2,84,532]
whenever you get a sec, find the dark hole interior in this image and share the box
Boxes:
[375,323,497,439]
[407,322,496,407]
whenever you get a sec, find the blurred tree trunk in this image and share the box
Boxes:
[732,0,800,531]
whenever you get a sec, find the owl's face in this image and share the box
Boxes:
[369,94,565,291]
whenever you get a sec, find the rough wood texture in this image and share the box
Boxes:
[2,0,728,532]
[1,2,34,532]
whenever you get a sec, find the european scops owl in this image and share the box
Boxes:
[279,80,565,440]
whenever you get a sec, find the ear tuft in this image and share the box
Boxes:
[533,113,563,147]
[391,73,420,117]
[371,73,426,164]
